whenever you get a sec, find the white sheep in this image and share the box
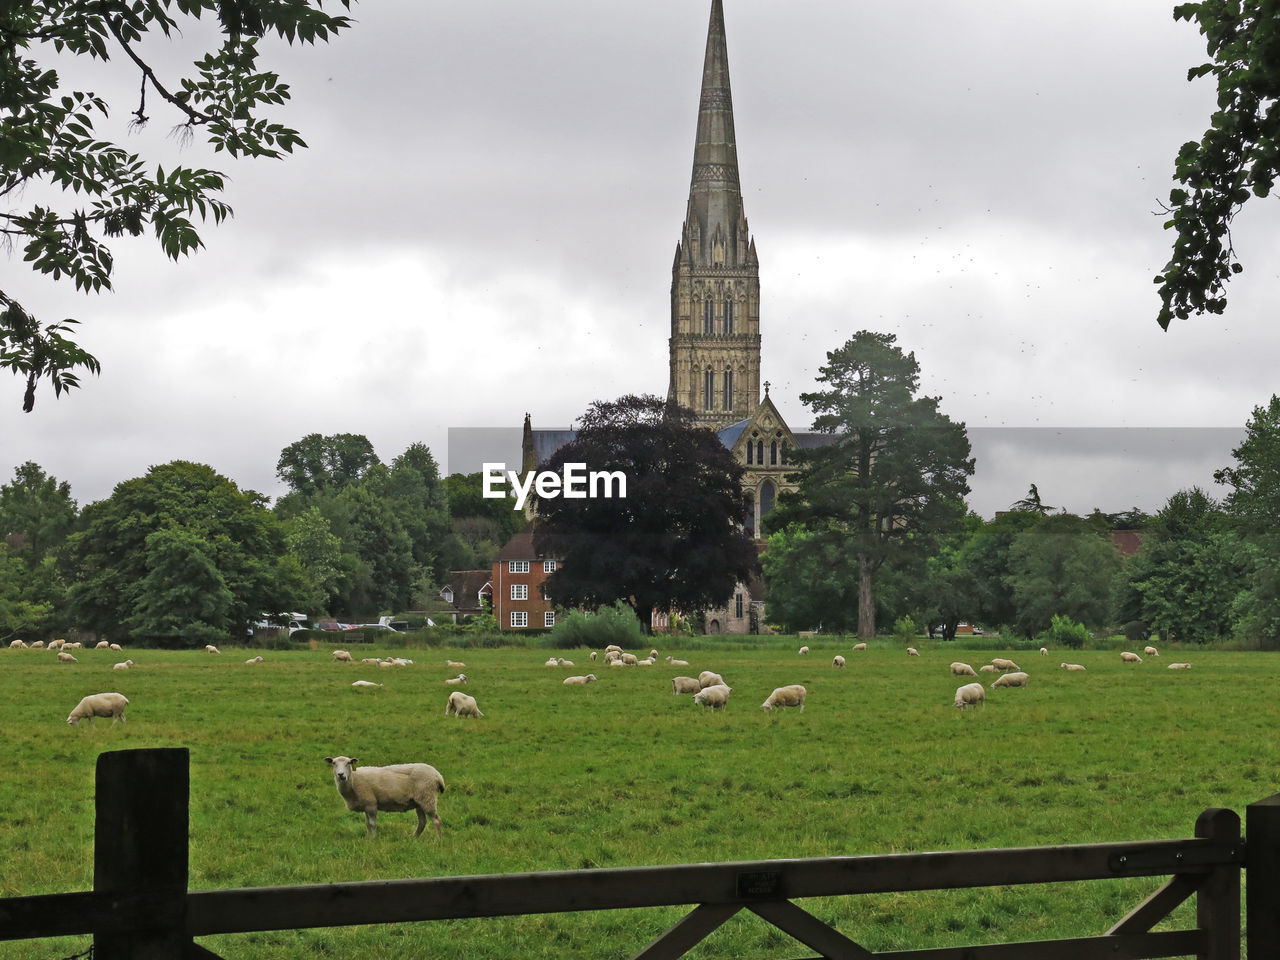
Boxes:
[635,657,656,666]
[562,674,597,685]
[979,664,998,674]
[1039,647,1048,656]
[620,653,639,665]
[991,671,1030,689]
[954,682,985,710]
[446,659,466,668]
[1168,662,1192,670]
[544,657,561,667]
[332,650,353,662]
[47,638,64,649]
[693,683,731,709]
[697,670,724,689]
[1060,662,1087,671]
[95,640,110,650]
[109,643,122,652]
[832,655,846,668]
[325,756,445,838]
[64,641,82,649]
[244,656,264,664]
[950,661,977,677]
[666,656,689,666]
[8,639,27,649]
[445,691,484,717]
[604,645,622,655]
[761,684,807,712]
[30,640,44,649]
[608,658,625,667]
[444,673,467,685]
[991,658,1020,671]
[906,647,920,657]
[57,652,78,663]
[351,680,383,687]
[672,676,701,694]
[853,642,868,651]
[205,645,220,654]
[1120,651,1144,663]
[377,659,395,668]
[589,651,598,661]
[560,658,576,667]
[67,692,129,726]
[112,660,133,670]
[1144,645,1160,657]
[798,645,810,655]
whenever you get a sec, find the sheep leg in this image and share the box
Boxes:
[413,807,427,838]
[364,811,378,837]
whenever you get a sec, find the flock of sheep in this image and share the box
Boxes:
[22,634,1198,838]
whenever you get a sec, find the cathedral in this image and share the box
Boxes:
[521,0,824,629]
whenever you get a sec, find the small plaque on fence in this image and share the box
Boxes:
[736,870,782,899]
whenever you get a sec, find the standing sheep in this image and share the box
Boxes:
[950,662,977,677]
[991,671,1030,689]
[954,682,985,710]
[9,640,27,648]
[906,647,920,657]
[798,645,810,655]
[697,671,725,689]
[1144,645,1160,657]
[693,683,732,709]
[852,642,868,652]
[95,640,110,650]
[672,676,701,694]
[1039,647,1048,656]
[761,685,807,712]
[67,692,129,726]
[57,652,78,663]
[1120,652,1144,663]
[991,658,1020,671]
[832,655,846,668]
[325,756,445,838]
[332,650,353,662]
[445,691,484,717]
[205,645,220,654]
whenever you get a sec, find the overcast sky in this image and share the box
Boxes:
[3,0,1275,518]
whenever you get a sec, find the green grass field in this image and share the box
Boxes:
[2,639,1274,959]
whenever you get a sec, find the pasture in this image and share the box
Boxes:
[2,640,1277,959]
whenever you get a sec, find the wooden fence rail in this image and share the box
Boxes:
[0,749,1271,959]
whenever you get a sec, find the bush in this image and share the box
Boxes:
[1037,614,1090,650]
[545,601,646,649]
[892,615,917,644]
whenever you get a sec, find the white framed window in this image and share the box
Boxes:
[544,611,556,628]
[508,560,530,573]
[510,611,528,628]
[543,560,557,573]
[511,584,528,600]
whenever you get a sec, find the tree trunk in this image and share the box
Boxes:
[858,557,875,638]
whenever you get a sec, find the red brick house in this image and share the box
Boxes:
[492,527,560,631]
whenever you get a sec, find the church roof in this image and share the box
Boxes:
[717,418,751,449]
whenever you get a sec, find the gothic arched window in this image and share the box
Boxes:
[703,300,713,336]
[704,367,714,410]
[770,440,778,465]
[760,480,776,519]
[722,367,733,411]
[746,439,753,465]
[725,299,734,335]
[756,440,764,464]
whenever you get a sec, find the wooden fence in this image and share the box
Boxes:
[1,748,1277,959]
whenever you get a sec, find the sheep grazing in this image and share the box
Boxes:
[954,682,985,710]
[445,691,484,718]
[67,692,129,726]
[109,643,122,652]
[325,756,445,838]
[562,674,597,686]
[351,680,383,687]
[950,661,977,677]
[979,664,998,674]
[672,676,701,694]
[244,656,264,664]
[95,640,110,650]
[906,647,920,657]
[444,674,467,685]
[1060,662,1087,671]
[1039,647,1048,656]
[832,655,846,668]
[620,653,639,665]
[1168,662,1192,670]
[48,638,64,649]
[112,660,134,671]
[332,650,353,662]
[57,652,78,663]
[693,683,732,709]
[446,659,466,668]
[1144,645,1160,657]
[762,684,807,712]
[991,671,1030,689]
[852,642,868,652]
[991,658,1020,671]
[205,645,220,654]
[604,645,622,655]
[697,671,724,689]
[9,639,27,649]
[798,645,810,655]
[589,651,598,661]
[1120,652,1144,663]
[30,640,44,649]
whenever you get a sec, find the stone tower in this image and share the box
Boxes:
[668,0,761,431]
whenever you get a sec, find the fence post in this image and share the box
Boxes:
[1195,806,1241,960]
[1247,793,1280,958]
[93,748,190,960]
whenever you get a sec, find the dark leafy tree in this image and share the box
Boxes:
[1007,513,1121,638]
[769,331,974,638]
[1156,2,1280,329]
[0,461,77,563]
[2,0,355,409]
[960,510,1044,631]
[913,511,983,641]
[760,525,859,634]
[275,433,379,496]
[65,461,289,646]
[533,395,759,633]
[1011,483,1055,516]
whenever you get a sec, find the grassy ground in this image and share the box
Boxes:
[1,638,1273,958]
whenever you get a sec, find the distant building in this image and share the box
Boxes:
[439,571,492,622]
[492,527,560,631]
